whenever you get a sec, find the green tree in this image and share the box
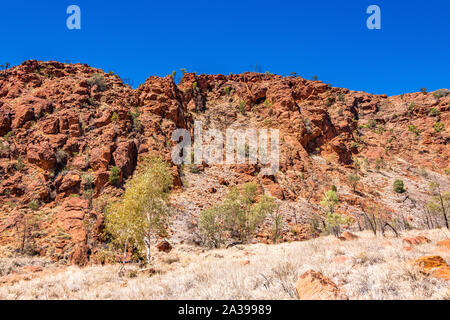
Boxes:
[320,190,338,215]
[325,212,349,237]
[320,189,347,236]
[199,205,225,248]
[271,209,283,243]
[105,158,173,266]
[199,182,276,246]
[347,173,360,193]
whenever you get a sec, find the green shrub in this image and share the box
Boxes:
[238,101,246,115]
[433,89,449,99]
[199,182,276,246]
[420,88,428,94]
[264,100,273,108]
[393,179,405,193]
[128,108,142,132]
[15,156,25,171]
[109,166,121,186]
[347,173,360,192]
[408,124,420,136]
[429,107,440,116]
[434,122,444,133]
[111,112,119,122]
[28,200,39,211]
[224,86,232,96]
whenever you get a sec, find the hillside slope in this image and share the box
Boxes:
[0,60,448,264]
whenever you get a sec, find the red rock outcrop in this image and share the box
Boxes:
[0,60,448,264]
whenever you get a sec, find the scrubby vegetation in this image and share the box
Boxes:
[199,182,276,248]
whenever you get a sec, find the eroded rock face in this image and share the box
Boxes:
[113,141,137,179]
[0,60,448,264]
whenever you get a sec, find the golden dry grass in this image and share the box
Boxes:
[0,229,449,300]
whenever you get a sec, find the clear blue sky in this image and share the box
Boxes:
[0,0,448,95]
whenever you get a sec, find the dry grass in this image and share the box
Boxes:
[0,256,54,277]
[0,229,449,300]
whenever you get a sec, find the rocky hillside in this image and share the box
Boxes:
[0,60,448,265]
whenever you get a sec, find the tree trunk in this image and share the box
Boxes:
[438,193,449,229]
[144,236,151,264]
[118,239,129,275]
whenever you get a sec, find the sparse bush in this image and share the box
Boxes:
[111,112,119,123]
[429,107,440,117]
[427,181,449,229]
[28,200,39,211]
[320,189,338,216]
[56,149,68,165]
[433,122,444,133]
[347,173,360,193]
[15,156,25,171]
[325,212,349,237]
[271,210,283,243]
[224,86,231,96]
[109,166,121,186]
[199,182,276,245]
[87,73,107,91]
[264,100,273,108]
[408,124,420,136]
[238,101,246,115]
[433,89,449,99]
[420,88,427,94]
[82,173,94,188]
[393,179,405,193]
[128,108,142,132]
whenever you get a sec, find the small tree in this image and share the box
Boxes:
[320,190,338,215]
[271,209,283,243]
[320,189,349,236]
[199,182,276,246]
[105,158,173,266]
[393,179,405,193]
[199,205,225,248]
[325,212,349,237]
[347,173,360,193]
[427,181,449,229]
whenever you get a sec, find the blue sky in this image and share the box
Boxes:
[0,0,448,95]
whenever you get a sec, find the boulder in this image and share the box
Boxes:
[403,235,431,246]
[437,239,450,251]
[341,231,359,241]
[156,240,172,253]
[296,270,346,300]
[411,255,448,274]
